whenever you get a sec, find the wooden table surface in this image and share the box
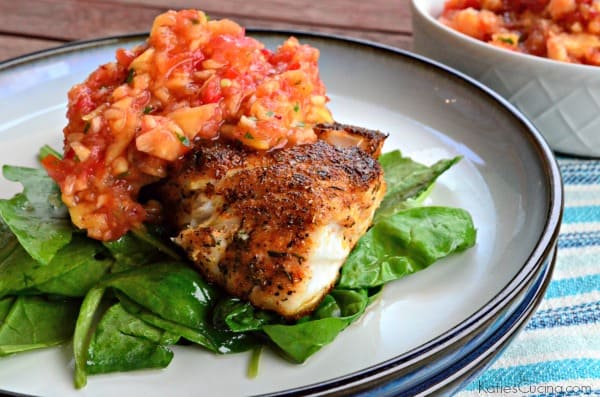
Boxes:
[0,0,413,62]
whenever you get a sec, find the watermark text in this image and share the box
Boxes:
[478,382,592,395]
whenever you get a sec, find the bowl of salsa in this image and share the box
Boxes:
[412,0,600,157]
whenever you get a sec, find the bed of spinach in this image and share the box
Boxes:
[0,149,476,389]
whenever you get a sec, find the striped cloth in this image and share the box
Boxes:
[457,158,600,397]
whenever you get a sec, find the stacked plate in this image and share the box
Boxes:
[0,32,562,396]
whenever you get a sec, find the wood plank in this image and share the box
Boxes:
[82,0,412,34]
[0,0,164,41]
[0,30,411,64]
[246,20,413,50]
[0,0,411,42]
[0,0,412,49]
[0,35,64,62]
[0,29,410,64]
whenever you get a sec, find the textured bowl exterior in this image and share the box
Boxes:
[412,0,600,157]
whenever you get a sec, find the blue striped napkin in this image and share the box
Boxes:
[456,157,600,396]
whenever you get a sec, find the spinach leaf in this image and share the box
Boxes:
[74,263,221,387]
[74,287,105,388]
[0,165,72,264]
[0,219,19,264]
[0,295,80,356]
[264,320,346,363]
[367,285,384,305]
[33,248,113,297]
[0,235,113,298]
[116,292,215,350]
[0,296,13,320]
[86,303,178,375]
[247,346,263,379]
[339,206,476,289]
[73,263,257,386]
[312,289,368,319]
[118,294,258,354]
[131,225,182,260]
[106,264,257,353]
[99,262,218,330]
[375,151,460,222]
[262,289,368,363]
[103,230,172,273]
[212,298,280,333]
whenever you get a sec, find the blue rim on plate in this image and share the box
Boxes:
[0,31,563,396]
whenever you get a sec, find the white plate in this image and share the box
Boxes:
[0,32,562,396]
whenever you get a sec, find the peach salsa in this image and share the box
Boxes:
[42,9,333,241]
[439,0,600,65]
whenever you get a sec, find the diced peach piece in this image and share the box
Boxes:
[136,127,186,161]
[547,33,570,62]
[207,19,243,36]
[168,104,219,138]
[70,141,91,162]
[450,8,501,40]
[239,135,270,150]
[491,32,520,49]
[548,0,576,20]
[129,48,155,72]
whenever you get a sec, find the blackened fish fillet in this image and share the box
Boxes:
[159,123,387,319]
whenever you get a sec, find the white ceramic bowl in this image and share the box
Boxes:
[411,0,600,157]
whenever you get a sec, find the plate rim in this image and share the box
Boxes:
[414,244,558,397]
[0,30,564,396]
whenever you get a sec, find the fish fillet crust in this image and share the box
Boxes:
[159,124,387,319]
